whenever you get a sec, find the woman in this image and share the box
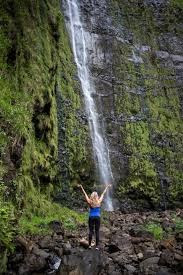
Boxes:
[78,184,111,250]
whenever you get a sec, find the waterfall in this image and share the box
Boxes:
[63,0,113,211]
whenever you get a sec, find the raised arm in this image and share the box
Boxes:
[99,184,111,203]
[78,184,90,204]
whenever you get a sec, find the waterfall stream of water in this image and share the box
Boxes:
[64,0,113,211]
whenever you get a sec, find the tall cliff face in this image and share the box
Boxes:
[110,0,183,209]
[0,0,91,262]
[75,0,183,208]
[0,0,93,199]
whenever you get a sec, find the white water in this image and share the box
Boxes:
[64,0,113,211]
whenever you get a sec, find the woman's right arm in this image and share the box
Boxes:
[78,184,90,204]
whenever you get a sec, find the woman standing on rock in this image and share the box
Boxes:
[78,184,111,250]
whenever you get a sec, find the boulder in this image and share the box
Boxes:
[39,236,55,249]
[18,253,47,274]
[124,264,136,273]
[63,242,72,255]
[58,250,105,275]
[140,256,160,274]
[49,220,64,235]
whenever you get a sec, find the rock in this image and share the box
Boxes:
[39,236,55,249]
[6,210,183,274]
[170,54,183,64]
[107,264,117,274]
[124,264,136,273]
[18,253,47,273]
[174,253,183,261]
[156,50,169,59]
[10,252,24,263]
[63,242,72,255]
[111,251,133,265]
[58,250,105,275]
[32,246,50,259]
[129,228,153,239]
[53,234,64,245]
[140,257,160,273]
[162,220,175,232]
[137,252,144,259]
[107,244,121,254]
[142,242,157,259]
[131,236,152,244]
[159,238,176,250]
[54,247,64,257]
[110,233,134,254]
[49,220,64,235]
[159,250,174,266]
[100,225,111,237]
[18,266,31,275]
[176,232,183,241]
[79,238,89,248]
[155,267,175,275]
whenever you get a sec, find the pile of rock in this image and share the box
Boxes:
[5,210,183,275]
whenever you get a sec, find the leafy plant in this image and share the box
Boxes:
[173,217,183,233]
[0,185,16,251]
[145,222,164,240]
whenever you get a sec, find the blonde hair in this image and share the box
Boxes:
[89,191,101,208]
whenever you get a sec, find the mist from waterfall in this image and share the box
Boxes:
[63,0,113,211]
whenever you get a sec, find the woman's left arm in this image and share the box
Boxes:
[99,184,111,203]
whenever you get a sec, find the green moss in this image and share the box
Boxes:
[119,155,160,202]
[118,120,160,202]
[0,185,16,263]
[0,249,8,274]
[173,217,183,233]
[171,0,183,8]
[125,122,151,154]
[0,200,15,250]
[111,0,183,205]
[115,89,141,115]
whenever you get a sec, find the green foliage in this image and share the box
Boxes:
[111,0,183,205]
[0,202,15,250]
[171,0,183,8]
[125,122,151,154]
[145,222,164,240]
[172,217,183,233]
[0,77,31,137]
[101,211,110,226]
[118,121,160,202]
[19,197,87,235]
[115,89,141,116]
[0,185,15,251]
[0,130,8,155]
[0,249,8,274]
[16,175,87,235]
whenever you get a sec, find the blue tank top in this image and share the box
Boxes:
[89,207,101,217]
